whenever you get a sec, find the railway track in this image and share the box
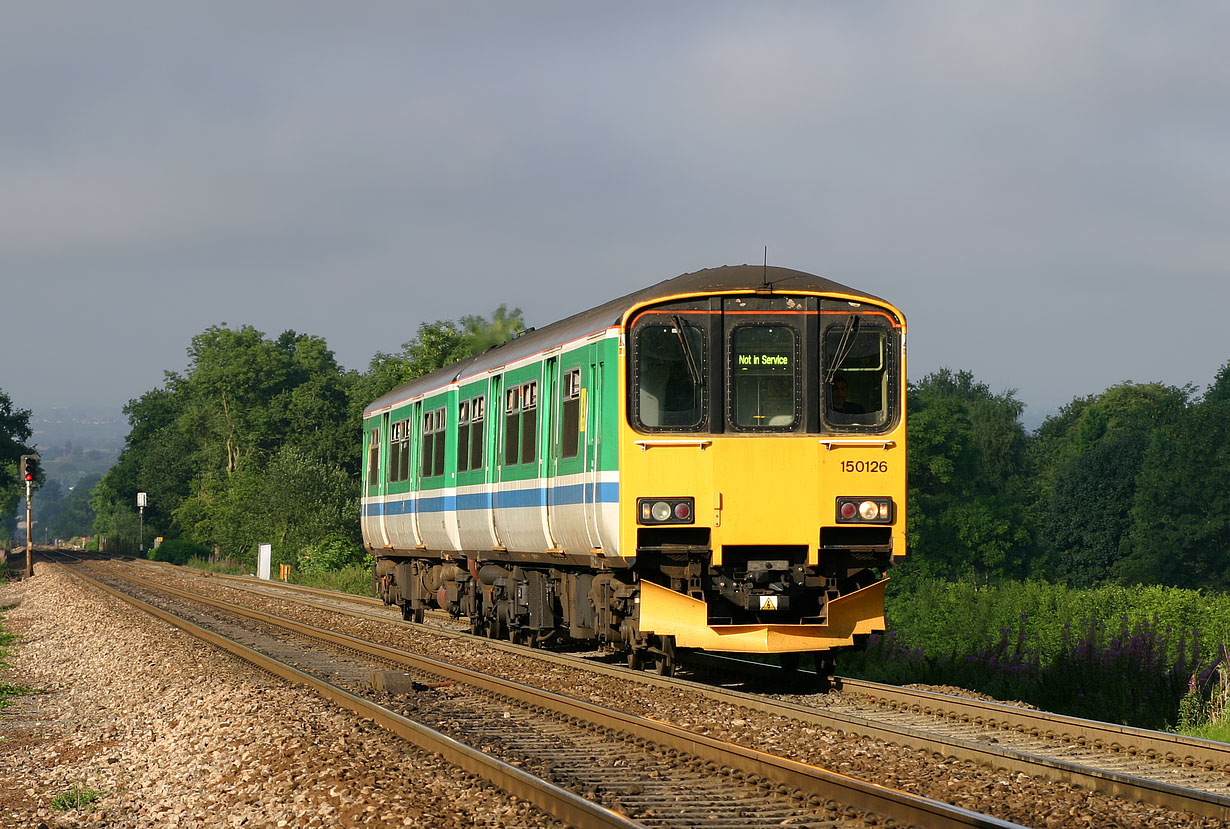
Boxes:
[57,555,1230,824]
[60,560,1019,829]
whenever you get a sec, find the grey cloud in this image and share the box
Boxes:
[2,2,1228,421]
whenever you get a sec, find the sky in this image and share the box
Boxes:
[3,2,1228,433]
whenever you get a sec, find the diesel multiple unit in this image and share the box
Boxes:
[361,265,907,675]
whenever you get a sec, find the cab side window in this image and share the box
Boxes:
[823,321,889,428]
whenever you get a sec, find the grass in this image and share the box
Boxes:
[182,556,374,596]
[1179,720,1230,742]
[0,680,38,710]
[184,555,247,575]
[49,785,105,812]
[1,595,49,714]
[293,562,373,596]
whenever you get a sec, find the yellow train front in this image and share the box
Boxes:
[362,265,906,677]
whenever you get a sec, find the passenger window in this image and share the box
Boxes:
[561,369,581,459]
[457,401,471,473]
[469,395,485,471]
[520,381,537,465]
[432,407,446,476]
[421,407,446,477]
[730,325,798,429]
[390,419,412,482]
[504,387,520,466]
[420,410,435,478]
[367,427,380,487]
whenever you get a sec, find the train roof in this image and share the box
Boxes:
[364,265,894,415]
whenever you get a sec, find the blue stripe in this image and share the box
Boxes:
[457,491,495,511]
[496,488,547,509]
[417,494,458,514]
[363,482,618,518]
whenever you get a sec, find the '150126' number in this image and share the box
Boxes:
[840,460,888,473]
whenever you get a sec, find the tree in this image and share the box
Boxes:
[43,474,100,542]
[461,304,525,354]
[1205,359,1230,406]
[180,325,324,475]
[1117,397,1230,589]
[904,369,1035,582]
[349,307,526,425]
[173,446,357,568]
[1032,382,1190,586]
[93,308,525,567]
[91,384,195,541]
[1044,431,1148,586]
[0,388,35,545]
[93,325,355,554]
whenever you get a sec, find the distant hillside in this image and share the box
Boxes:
[28,406,125,488]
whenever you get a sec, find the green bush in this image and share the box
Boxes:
[148,538,211,566]
[840,574,1230,729]
[296,533,365,576]
[876,575,1230,664]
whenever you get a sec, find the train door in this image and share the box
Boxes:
[584,354,605,550]
[492,373,511,548]
[409,400,424,547]
[542,356,561,549]
[494,363,550,552]
[715,298,813,547]
[368,413,392,548]
[485,375,502,548]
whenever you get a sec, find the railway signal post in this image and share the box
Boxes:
[20,454,38,578]
[137,492,147,554]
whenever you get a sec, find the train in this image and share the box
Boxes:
[361,265,907,679]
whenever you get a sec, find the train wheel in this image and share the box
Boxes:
[815,654,840,692]
[627,649,646,671]
[489,614,507,641]
[654,636,678,677]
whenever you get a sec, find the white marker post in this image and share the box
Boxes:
[257,543,272,580]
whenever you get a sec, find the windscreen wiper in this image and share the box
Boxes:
[824,315,860,384]
[671,315,704,388]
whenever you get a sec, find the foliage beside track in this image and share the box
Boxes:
[84,307,523,574]
[840,576,1230,730]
